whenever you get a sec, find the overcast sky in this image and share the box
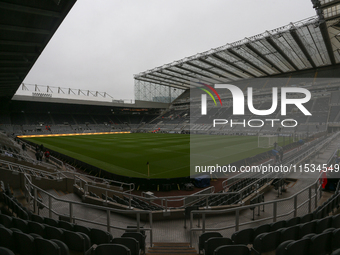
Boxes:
[23,0,316,100]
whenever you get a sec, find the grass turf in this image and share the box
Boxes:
[24,133,289,179]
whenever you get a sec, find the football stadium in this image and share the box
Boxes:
[2,1,340,255]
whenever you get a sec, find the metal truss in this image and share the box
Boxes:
[134,80,184,103]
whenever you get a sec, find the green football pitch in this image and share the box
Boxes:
[24,133,287,179]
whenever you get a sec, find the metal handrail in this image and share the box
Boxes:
[189,175,322,246]
[19,139,135,192]
[189,132,340,246]
[0,158,66,179]
[22,173,153,245]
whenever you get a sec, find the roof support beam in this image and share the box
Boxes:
[289,30,317,68]
[227,49,270,76]
[266,37,300,70]
[155,71,192,84]
[245,43,284,73]
[156,70,191,83]
[185,62,230,80]
[197,58,243,79]
[164,68,206,83]
[146,73,191,88]
[175,65,222,83]
[211,53,255,78]
[319,22,336,65]
[0,2,61,17]
[135,78,188,90]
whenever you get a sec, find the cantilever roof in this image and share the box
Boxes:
[134,14,340,89]
[0,0,77,101]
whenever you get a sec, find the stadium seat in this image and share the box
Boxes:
[253,224,270,238]
[332,229,340,251]
[308,232,332,255]
[284,239,310,255]
[63,230,89,253]
[299,221,316,238]
[111,237,139,255]
[214,244,250,255]
[35,238,61,255]
[300,213,314,223]
[12,217,29,233]
[0,247,15,255]
[270,220,286,231]
[90,228,112,245]
[279,225,299,243]
[44,218,59,227]
[231,228,254,245]
[121,232,146,254]
[332,214,340,228]
[285,217,300,227]
[253,231,280,253]
[198,232,222,254]
[0,227,14,250]
[29,233,43,239]
[13,232,36,255]
[45,225,64,241]
[28,221,45,237]
[276,240,294,255]
[50,239,70,255]
[204,237,232,255]
[94,243,131,255]
[74,225,91,239]
[315,217,332,234]
[30,214,44,224]
[59,220,74,231]
[0,215,12,229]
[332,249,340,255]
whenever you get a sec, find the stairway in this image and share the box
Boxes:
[146,243,197,255]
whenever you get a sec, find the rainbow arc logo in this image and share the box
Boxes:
[199,83,222,115]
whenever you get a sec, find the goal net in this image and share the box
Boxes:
[258,135,278,148]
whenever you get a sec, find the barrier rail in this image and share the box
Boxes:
[189,175,322,246]
[19,139,135,193]
[22,173,154,245]
[189,132,340,247]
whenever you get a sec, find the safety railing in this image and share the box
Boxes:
[189,174,323,246]
[23,173,154,245]
[189,132,340,246]
[0,158,66,179]
[74,174,135,194]
[79,182,243,211]
[19,139,135,192]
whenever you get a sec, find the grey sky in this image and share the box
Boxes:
[23,0,316,100]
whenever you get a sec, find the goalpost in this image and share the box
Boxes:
[258,134,278,148]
